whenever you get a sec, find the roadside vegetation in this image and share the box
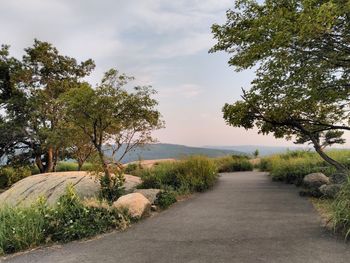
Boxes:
[259,150,350,185]
[214,155,253,173]
[1,154,242,256]
[0,185,130,256]
[137,156,218,194]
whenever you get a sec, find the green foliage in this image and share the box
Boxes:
[55,162,94,172]
[46,184,127,242]
[0,185,129,256]
[0,166,31,189]
[0,199,47,255]
[260,150,350,185]
[139,156,218,193]
[331,179,350,239]
[1,40,95,173]
[124,163,142,176]
[155,191,177,209]
[214,156,253,173]
[61,69,163,179]
[211,0,350,172]
[99,173,125,203]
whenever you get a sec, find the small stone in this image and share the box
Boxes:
[151,205,157,211]
[319,184,342,199]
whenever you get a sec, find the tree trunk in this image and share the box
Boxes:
[311,137,348,174]
[45,147,54,173]
[97,149,111,179]
[35,155,45,173]
[77,159,83,171]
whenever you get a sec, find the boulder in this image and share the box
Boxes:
[113,193,151,219]
[329,173,348,185]
[0,172,100,207]
[133,189,161,204]
[0,171,143,207]
[320,184,342,199]
[123,174,142,193]
[303,173,330,189]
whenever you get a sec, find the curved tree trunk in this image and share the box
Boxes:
[310,136,348,174]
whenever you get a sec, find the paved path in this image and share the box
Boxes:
[3,172,350,263]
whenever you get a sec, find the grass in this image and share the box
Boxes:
[0,185,130,256]
[259,150,350,185]
[138,156,218,194]
[213,155,253,173]
[330,179,350,239]
[0,201,47,255]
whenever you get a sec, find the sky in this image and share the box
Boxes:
[1,0,349,148]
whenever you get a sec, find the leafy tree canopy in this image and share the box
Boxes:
[211,0,350,172]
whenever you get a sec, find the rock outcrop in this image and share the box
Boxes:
[0,172,100,207]
[0,172,142,207]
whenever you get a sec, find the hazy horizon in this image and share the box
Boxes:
[1,0,349,148]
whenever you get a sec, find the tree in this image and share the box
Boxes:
[62,69,164,181]
[64,126,95,171]
[0,40,95,172]
[253,149,259,158]
[211,0,350,173]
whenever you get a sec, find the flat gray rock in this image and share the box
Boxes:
[0,172,142,207]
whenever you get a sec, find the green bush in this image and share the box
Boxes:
[138,156,218,193]
[156,191,177,209]
[259,150,350,185]
[0,185,129,256]
[0,166,32,189]
[124,163,140,175]
[0,200,47,254]
[99,173,125,203]
[214,156,253,173]
[46,185,127,242]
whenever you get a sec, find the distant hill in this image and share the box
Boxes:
[203,145,312,156]
[107,143,245,164]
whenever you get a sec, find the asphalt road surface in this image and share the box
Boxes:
[3,172,350,263]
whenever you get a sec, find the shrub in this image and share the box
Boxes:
[46,184,128,242]
[156,191,177,209]
[124,163,139,175]
[0,166,32,189]
[214,156,253,173]
[259,150,350,185]
[99,173,125,203]
[0,185,130,256]
[0,199,47,255]
[138,156,218,193]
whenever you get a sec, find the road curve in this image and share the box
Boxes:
[3,172,350,263]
